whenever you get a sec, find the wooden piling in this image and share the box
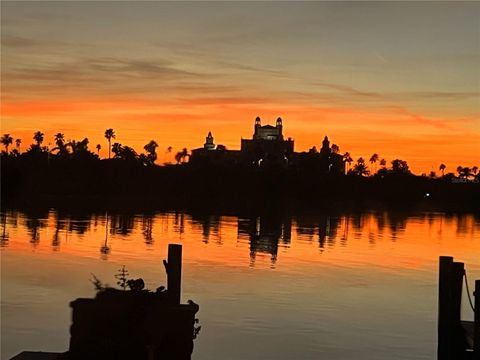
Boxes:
[439,256,453,360]
[474,280,480,360]
[438,256,466,360]
[166,244,182,305]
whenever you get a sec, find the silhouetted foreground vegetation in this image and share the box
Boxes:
[2,147,479,213]
[11,245,199,360]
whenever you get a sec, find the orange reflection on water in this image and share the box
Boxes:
[2,211,479,274]
[2,210,480,360]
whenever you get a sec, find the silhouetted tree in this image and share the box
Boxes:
[331,144,339,154]
[121,146,138,162]
[53,133,68,155]
[472,166,478,176]
[112,143,138,162]
[439,163,446,176]
[96,144,101,155]
[309,146,318,154]
[175,148,189,164]
[33,131,44,146]
[167,146,173,153]
[379,158,387,168]
[369,153,379,174]
[54,133,65,147]
[104,129,115,159]
[15,138,21,151]
[1,134,13,153]
[391,159,410,174]
[144,140,159,165]
[457,166,472,179]
[68,138,89,154]
[343,152,353,172]
[351,157,369,176]
[112,142,122,158]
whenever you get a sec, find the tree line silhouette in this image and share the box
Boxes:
[1,129,479,212]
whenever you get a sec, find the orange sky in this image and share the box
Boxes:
[2,2,479,174]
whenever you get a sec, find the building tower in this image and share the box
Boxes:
[321,136,331,154]
[254,116,261,139]
[204,131,215,150]
[276,117,283,140]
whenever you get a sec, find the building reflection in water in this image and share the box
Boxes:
[190,214,221,244]
[237,215,292,266]
[2,209,480,268]
[295,214,341,250]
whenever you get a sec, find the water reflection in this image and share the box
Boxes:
[2,209,480,360]
[238,215,292,266]
[2,209,480,266]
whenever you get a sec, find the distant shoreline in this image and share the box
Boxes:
[3,159,479,214]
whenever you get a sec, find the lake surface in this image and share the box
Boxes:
[1,209,479,360]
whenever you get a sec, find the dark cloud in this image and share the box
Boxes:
[313,81,478,102]
[4,56,209,85]
[1,35,38,47]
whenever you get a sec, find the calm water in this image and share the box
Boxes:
[1,209,479,360]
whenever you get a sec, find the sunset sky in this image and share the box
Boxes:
[2,1,479,173]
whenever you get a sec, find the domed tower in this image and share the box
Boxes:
[204,131,215,150]
[254,116,261,139]
[321,136,331,154]
[276,117,283,140]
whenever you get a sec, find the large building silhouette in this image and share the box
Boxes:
[190,116,345,174]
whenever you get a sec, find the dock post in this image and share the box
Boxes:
[439,256,453,360]
[166,244,182,305]
[438,256,465,360]
[475,280,480,360]
[451,261,465,359]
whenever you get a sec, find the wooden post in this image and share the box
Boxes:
[439,256,454,360]
[474,280,480,360]
[165,244,182,305]
[451,261,465,359]
[438,257,465,360]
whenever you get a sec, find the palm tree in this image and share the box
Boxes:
[457,166,472,179]
[343,152,353,172]
[181,148,189,162]
[15,138,21,151]
[463,167,472,179]
[96,144,101,155]
[104,129,115,159]
[439,163,446,176]
[379,158,387,168]
[52,133,67,155]
[391,159,410,174]
[144,140,159,165]
[175,148,189,164]
[456,166,463,178]
[33,131,44,146]
[369,153,379,174]
[54,133,65,147]
[1,134,13,153]
[352,157,369,176]
[111,142,122,158]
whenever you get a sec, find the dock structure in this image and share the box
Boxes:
[438,256,478,360]
[11,244,199,360]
